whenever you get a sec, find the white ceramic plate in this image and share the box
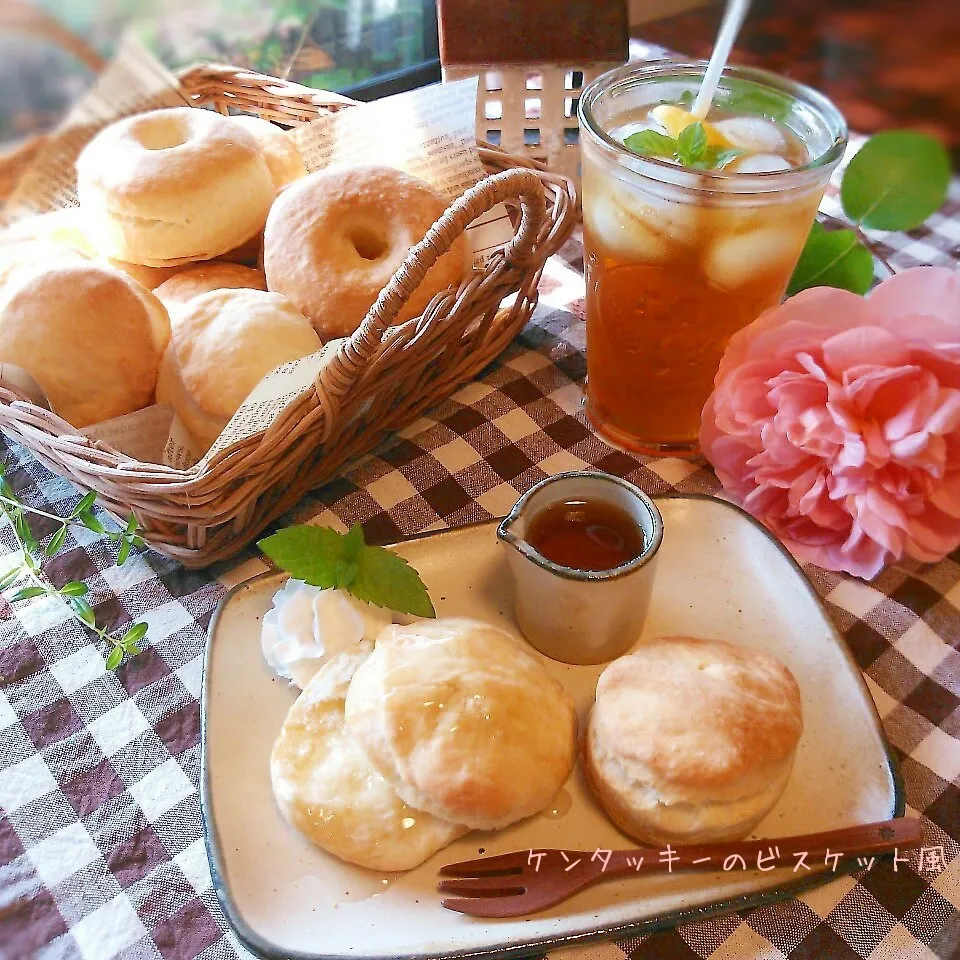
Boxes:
[202,495,901,960]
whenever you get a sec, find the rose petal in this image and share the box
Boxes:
[930,472,960,518]
[845,365,927,420]
[926,389,960,436]
[716,287,873,381]
[852,489,907,556]
[822,327,909,378]
[869,266,960,331]
[903,504,960,561]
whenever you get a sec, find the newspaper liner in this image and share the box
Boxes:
[4,41,512,468]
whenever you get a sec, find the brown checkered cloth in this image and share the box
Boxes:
[1,171,958,960]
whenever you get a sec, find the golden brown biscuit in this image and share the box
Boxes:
[155,288,322,452]
[263,165,466,340]
[271,646,467,871]
[229,114,307,189]
[153,263,266,307]
[76,107,275,266]
[585,636,803,845]
[345,617,577,831]
[0,259,169,427]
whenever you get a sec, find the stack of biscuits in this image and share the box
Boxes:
[269,617,578,871]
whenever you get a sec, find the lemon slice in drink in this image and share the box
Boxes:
[651,105,729,147]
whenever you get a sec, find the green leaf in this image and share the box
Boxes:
[121,622,148,647]
[786,222,876,297]
[350,546,435,618]
[125,513,139,535]
[0,478,14,501]
[677,122,707,165]
[0,566,22,590]
[70,596,96,626]
[13,510,36,551]
[78,511,105,534]
[12,585,46,601]
[690,145,742,171]
[125,643,141,656]
[841,131,951,231]
[105,647,124,670]
[717,80,793,122]
[678,89,695,109]
[257,525,349,588]
[71,491,97,519]
[59,581,89,597]
[710,147,742,171]
[342,523,365,559]
[44,525,68,557]
[117,539,131,566]
[131,536,146,549]
[259,524,434,617]
[623,129,677,159]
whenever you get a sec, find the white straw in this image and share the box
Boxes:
[691,0,751,120]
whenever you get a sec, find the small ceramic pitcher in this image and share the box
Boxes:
[498,471,662,665]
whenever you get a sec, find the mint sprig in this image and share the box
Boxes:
[787,130,951,295]
[624,122,742,172]
[258,523,436,619]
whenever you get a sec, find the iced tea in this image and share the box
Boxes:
[578,63,847,454]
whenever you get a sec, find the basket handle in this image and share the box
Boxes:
[327,167,548,390]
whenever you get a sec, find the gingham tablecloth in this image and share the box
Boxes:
[2,174,959,960]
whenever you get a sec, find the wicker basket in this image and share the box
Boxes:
[0,62,578,567]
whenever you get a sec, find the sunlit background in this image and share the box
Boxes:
[0,0,437,147]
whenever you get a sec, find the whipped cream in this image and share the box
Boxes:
[261,579,392,688]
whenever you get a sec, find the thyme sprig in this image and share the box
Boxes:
[0,464,148,670]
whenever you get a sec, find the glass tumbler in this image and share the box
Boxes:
[578,61,847,455]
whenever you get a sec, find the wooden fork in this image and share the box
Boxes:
[437,818,924,917]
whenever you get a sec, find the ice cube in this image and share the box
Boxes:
[704,224,806,288]
[612,120,662,143]
[583,189,670,262]
[616,183,699,245]
[713,117,786,154]
[728,153,793,174]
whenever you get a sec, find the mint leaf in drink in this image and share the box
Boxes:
[677,122,707,165]
[710,147,742,170]
[350,546,436,618]
[691,146,742,171]
[717,80,792,122]
[786,222,875,296]
[678,90,695,109]
[841,131,951,231]
[258,524,435,617]
[623,129,677,159]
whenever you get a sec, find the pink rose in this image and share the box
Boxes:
[700,267,960,579]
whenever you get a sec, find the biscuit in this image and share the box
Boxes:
[0,257,169,427]
[153,263,266,307]
[155,288,321,452]
[345,617,578,831]
[584,636,803,844]
[271,646,467,871]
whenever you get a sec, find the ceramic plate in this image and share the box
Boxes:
[202,495,902,960]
